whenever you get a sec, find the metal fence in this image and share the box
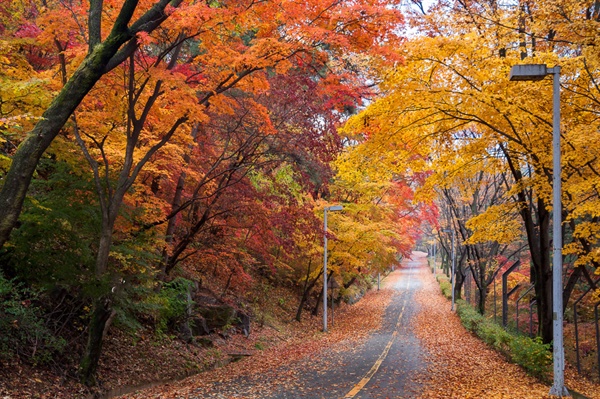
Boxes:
[569,277,600,381]
[444,259,600,382]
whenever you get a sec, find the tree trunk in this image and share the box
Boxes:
[160,124,200,277]
[478,286,487,315]
[343,276,357,289]
[454,270,464,300]
[296,261,320,322]
[296,280,315,322]
[453,251,467,300]
[312,271,333,316]
[80,296,112,386]
[80,214,117,385]
[501,146,553,344]
[532,199,553,344]
[95,221,114,276]
[312,283,324,316]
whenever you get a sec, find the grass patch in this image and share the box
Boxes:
[436,274,452,299]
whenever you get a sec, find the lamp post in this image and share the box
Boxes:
[509,64,569,397]
[323,204,343,332]
[442,228,455,311]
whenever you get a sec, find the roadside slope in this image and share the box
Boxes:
[413,260,600,399]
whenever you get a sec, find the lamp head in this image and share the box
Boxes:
[509,64,548,81]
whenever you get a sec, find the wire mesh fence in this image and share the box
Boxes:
[432,257,600,382]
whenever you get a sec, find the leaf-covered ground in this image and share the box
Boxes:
[0,278,394,399]
[412,256,600,399]
[123,252,600,399]
[3,253,599,399]
[120,285,396,398]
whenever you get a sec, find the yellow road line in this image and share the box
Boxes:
[343,265,412,398]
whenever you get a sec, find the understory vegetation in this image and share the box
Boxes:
[437,275,552,378]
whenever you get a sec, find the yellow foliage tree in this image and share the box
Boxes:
[342,0,600,343]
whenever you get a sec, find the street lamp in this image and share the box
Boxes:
[442,228,456,311]
[509,64,569,397]
[323,204,343,332]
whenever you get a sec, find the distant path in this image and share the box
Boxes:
[186,252,430,399]
[339,253,426,399]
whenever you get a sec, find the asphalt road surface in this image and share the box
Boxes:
[192,254,428,399]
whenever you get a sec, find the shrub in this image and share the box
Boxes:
[143,277,195,334]
[0,273,66,365]
[452,299,551,378]
[508,335,552,377]
[436,275,452,299]
[435,275,552,379]
[456,299,484,330]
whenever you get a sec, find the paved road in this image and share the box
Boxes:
[193,255,429,399]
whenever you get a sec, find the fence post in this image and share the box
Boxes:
[595,302,600,381]
[529,300,536,337]
[502,261,521,328]
[494,277,497,323]
[572,277,600,375]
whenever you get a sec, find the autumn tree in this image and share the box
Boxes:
[0,0,405,249]
[0,0,189,249]
[436,148,525,314]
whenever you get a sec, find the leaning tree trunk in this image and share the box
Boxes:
[312,282,324,316]
[0,0,181,251]
[311,271,332,316]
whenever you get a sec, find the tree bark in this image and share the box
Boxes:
[80,296,112,386]
[295,262,321,322]
[533,197,553,344]
[311,270,333,316]
[477,283,487,315]
[454,269,464,300]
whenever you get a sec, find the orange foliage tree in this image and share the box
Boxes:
[1,0,406,384]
